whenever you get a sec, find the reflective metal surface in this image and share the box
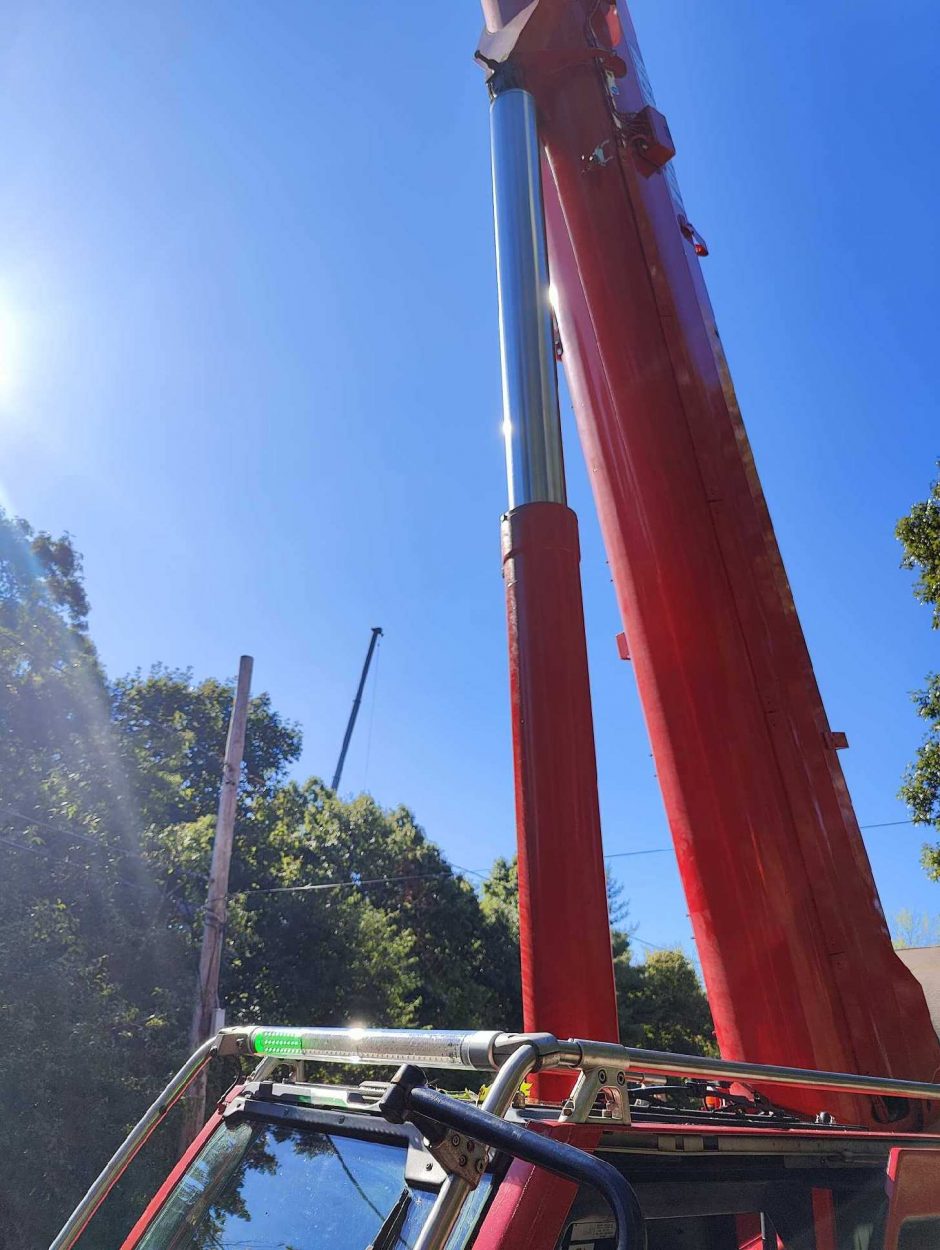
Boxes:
[490,88,565,507]
[413,1042,540,1250]
[574,1040,940,1102]
[49,1023,940,1248]
[244,1026,500,1070]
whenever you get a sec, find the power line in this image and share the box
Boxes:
[0,829,148,891]
[0,808,172,895]
[242,869,462,897]
[600,818,930,864]
[606,848,670,860]
[454,864,488,881]
[0,803,119,852]
[2,799,931,907]
[0,834,50,859]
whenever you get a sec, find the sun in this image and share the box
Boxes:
[0,304,21,403]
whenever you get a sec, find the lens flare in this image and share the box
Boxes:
[0,304,21,403]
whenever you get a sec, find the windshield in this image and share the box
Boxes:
[132,1118,472,1250]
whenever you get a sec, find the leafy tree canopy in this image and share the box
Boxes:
[0,510,710,1246]
[896,469,940,874]
[480,857,715,1055]
[898,469,940,628]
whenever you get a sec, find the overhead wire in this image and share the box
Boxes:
[0,828,152,892]
[242,869,459,897]
[1,798,932,913]
[0,802,121,852]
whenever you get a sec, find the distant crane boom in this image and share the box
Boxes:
[331,626,383,792]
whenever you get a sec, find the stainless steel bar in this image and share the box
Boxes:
[49,1036,219,1250]
[571,1040,940,1102]
[234,1025,940,1103]
[413,1042,540,1250]
[490,87,566,509]
[243,1027,501,1071]
[559,1069,607,1123]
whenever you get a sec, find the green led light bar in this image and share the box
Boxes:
[248,1027,502,1071]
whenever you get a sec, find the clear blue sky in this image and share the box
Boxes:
[1,0,938,960]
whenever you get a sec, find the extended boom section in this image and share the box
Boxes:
[478,0,940,1127]
[488,73,619,1077]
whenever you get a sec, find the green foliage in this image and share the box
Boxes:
[616,944,716,1055]
[0,511,710,1246]
[479,857,715,1055]
[0,511,190,1246]
[111,666,302,831]
[898,468,940,628]
[479,855,520,939]
[897,469,940,873]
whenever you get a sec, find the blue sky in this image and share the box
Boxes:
[1,0,938,961]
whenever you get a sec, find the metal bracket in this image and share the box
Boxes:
[560,1067,631,1124]
[678,216,709,257]
[620,104,675,169]
[428,1129,488,1189]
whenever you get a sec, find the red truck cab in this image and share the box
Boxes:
[53,1027,940,1250]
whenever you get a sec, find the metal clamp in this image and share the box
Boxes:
[379,1067,643,1250]
[561,1067,630,1124]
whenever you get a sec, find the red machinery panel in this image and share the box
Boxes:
[479,0,940,1127]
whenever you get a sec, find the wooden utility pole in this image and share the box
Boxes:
[179,654,253,1147]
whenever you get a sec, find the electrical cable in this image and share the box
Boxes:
[0,802,122,852]
[241,869,461,897]
[0,826,160,892]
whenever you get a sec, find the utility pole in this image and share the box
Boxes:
[331,627,382,792]
[179,654,253,1147]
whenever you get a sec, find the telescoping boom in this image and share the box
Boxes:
[479,0,940,1129]
[48,4,940,1249]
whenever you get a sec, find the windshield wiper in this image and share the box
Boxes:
[368,1186,412,1250]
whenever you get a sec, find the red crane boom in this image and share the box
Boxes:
[48,10,940,1248]
[479,0,940,1128]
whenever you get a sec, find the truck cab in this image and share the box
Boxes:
[53,1027,940,1250]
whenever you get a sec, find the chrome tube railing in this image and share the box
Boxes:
[49,1023,940,1249]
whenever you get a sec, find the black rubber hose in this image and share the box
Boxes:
[390,1083,644,1250]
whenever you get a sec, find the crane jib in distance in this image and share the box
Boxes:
[49,4,940,1250]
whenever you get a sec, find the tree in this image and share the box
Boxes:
[0,512,191,1247]
[1,509,710,1246]
[898,469,940,628]
[892,909,940,949]
[897,468,940,874]
[111,665,302,830]
[477,857,715,1055]
[0,515,441,1244]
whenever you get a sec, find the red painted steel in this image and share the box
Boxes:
[473,1122,601,1250]
[480,0,940,1127]
[502,502,619,1095]
[884,1147,940,1249]
[811,1188,838,1250]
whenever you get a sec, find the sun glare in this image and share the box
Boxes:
[0,304,21,403]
